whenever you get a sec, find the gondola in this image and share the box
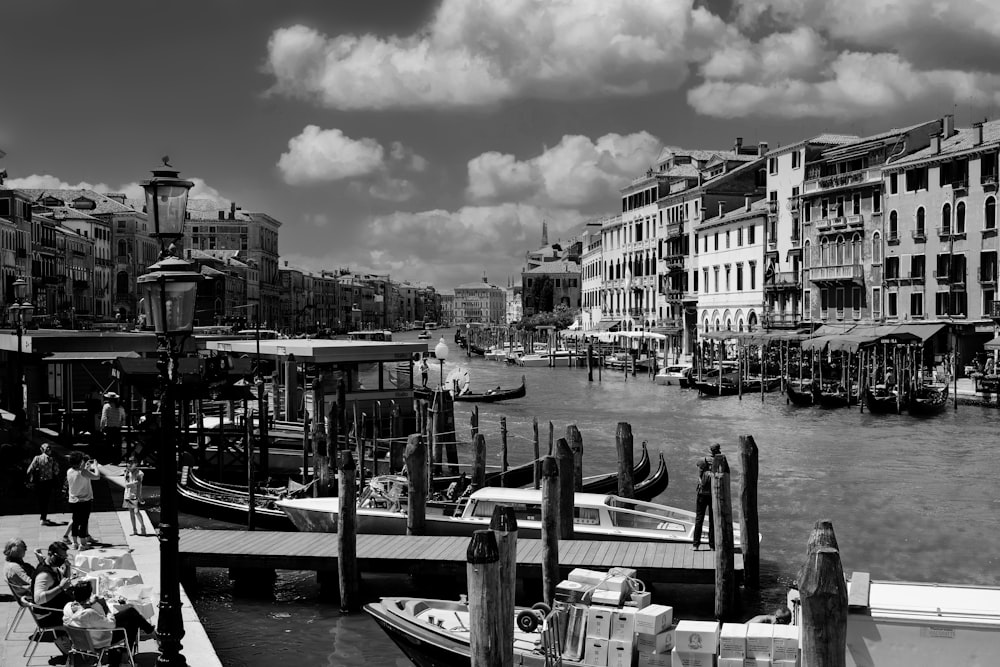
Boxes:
[632,451,669,501]
[694,377,740,396]
[908,384,949,417]
[865,387,903,414]
[178,468,297,530]
[454,376,526,403]
[786,380,815,407]
[814,383,851,409]
[576,442,650,495]
[469,343,486,356]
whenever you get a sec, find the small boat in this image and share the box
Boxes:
[654,364,691,386]
[177,468,297,531]
[277,485,750,548]
[468,344,486,356]
[483,347,508,361]
[631,451,669,501]
[577,442,651,495]
[786,380,815,407]
[418,330,431,340]
[814,384,851,409]
[694,374,740,397]
[907,384,949,416]
[865,386,903,414]
[518,350,573,367]
[454,377,527,403]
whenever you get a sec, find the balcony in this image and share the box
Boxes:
[845,214,864,229]
[789,234,801,248]
[990,300,1000,319]
[936,226,966,240]
[787,198,799,212]
[765,271,800,292]
[934,270,966,286]
[764,312,800,329]
[767,238,778,250]
[803,167,882,195]
[886,233,900,246]
[815,218,832,232]
[908,271,926,284]
[912,228,927,242]
[767,200,778,216]
[983,176,998,193]
[665,222,682,239]
[809,264,864,283]
[951,179,968,196]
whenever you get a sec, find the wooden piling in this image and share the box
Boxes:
[500,416,509,477]
[490,507,518,667]
[615,422,635,499]
[711,453,737,620]
[471,405,479,439]
[548,421,554,455]
[806,519,840,553]
[405,434,427,536]
[472,432,487,491]
[389,403,403,472]
[556,438,575,540]
[532,417,540,490]
[467,530,504,667]
[799,522,848,667]
[587,343,594,382]
[312,378,331,496]
[738,435,760,590]
[540,455,560,608]
[567,424,584,491]
[337,449,358,612]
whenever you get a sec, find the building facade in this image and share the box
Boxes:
[521,261,581,317]
[455,276,506,324]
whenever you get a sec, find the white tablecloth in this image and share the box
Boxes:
[74,548,136,573]
[110,583,157,623]
[85,568,143,597]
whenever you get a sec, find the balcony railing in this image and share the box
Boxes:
[767,200,778,215]
[803,167,882,195]
[951,179,969,194]
[764,312,800,328]
[912,228,927,242]
[765,271,800,290]
[990,300,1000,319]
[983,176,998,193]
[665,222,682,239]
[809,264,864,282]
[908,271,926,284]
[936,226,966,239]
[887,233,900,245]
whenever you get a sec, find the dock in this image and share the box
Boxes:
[179,529,741,585]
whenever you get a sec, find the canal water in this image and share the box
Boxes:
[179,330,1000,666]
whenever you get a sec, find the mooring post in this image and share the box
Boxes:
[548,421,554,455]
[500,416,509,478]
[472,432,487,491]
[490,506,518,667]
[337,449,358,613]
[312,377,331,496]
[567,424,584,491]
[799,521,848,667]
[532,417,540,490]
[738,435,760,591]
[467,530,504,667]
[471,405,479,440]
[587,343,594,382]
[615,422,635,499]
[540,455,560,609]
[711,453,737,620]
[389,403,403,473]
[405,434,427,535]
[556,438,575,540]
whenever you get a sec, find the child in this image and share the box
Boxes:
[123,459,147,536]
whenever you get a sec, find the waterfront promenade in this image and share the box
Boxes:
[0,481,222,667]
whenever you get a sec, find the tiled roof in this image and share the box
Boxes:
[822,120,937,158]
[185,198,252,221]
[764,133,860,157]
[885,119,1000,169]
[525,260,580,274]
[455,281,505,290]
[36,205,102,222]
[16,188,138,214]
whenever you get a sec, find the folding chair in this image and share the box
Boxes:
[4,585,31,640]
[20,596,67,662]
[64,625,136,667]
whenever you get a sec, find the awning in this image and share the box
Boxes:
[986,335,1000,350]
[42,351,140,363]
[889,323,946,341]
[594,320,621,332]
[811,323,859,336]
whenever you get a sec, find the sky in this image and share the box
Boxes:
[3,0,1000,290]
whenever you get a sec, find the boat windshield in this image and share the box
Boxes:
[467,500,601,525]
[606,497,693,533]
[360,476,408,510]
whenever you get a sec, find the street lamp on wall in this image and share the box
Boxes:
[434,337,449,389]
[10,276,34,412]
[138,160,197,667]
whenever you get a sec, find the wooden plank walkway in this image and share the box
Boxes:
[179,530,742,585]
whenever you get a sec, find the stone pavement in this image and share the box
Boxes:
[1,476,222,667]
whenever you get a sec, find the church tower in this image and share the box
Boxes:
[541,220,549,246]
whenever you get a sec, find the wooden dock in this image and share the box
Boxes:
[179,530,741,586]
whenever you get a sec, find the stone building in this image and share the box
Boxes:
[521,261,581,317]
[455,275,506,324]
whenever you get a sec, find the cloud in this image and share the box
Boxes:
[264,0,731,110]
[5,174,228,208]
[277,125,386,185]
[466,131,661,207]
[283,203,581,285]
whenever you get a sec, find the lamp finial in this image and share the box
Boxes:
[161,155,171,167]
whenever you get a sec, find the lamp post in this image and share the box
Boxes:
[10,276,34,412]
[434,337,449,389]
[138,159,198,667]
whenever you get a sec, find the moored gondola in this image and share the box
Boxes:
[632,451,669,501]
[908,384,949,416]
[786,380,815,407]
[453,376,526,403]
[577,442,651,494]
[865,386,903,414]
[814,383,851,409]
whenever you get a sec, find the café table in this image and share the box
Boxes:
[84,568,144,597]
[74,547,137,573]
[110,583,157,623]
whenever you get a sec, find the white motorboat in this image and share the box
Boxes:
[276,483,749,549]
[517,350,574,367]
[418,330,431,340]
[484,347,508,361]
[654,364,692,386]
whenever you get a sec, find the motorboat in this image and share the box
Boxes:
[654,364,691,386]
[418,330,432,340]
[518,349,574,367]
[483,347,508,361]
[276,484,749,549]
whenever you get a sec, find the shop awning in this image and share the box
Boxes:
[594,320,621,332]
[986,335,1000,350]
[889,323,946,341]
[42,351,141,363]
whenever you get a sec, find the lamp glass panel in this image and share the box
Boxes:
[145,185,191,237]
[13,279,27,301]
[144,278,199,334]
[20,304,34,325]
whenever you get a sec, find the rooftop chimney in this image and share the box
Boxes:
[218,211,225,220]
[930,132,941,154]
[734,137,743,153]
[973,121,984,146]
[943,114,955,138]
[745,196,751,211]
[718,202,725,217]
[757,141,769,157]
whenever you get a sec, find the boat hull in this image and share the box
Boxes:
[865,388,903,414]
[454,377,526,403]
[907,385,949,416]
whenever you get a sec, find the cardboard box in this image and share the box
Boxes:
[637,651,671,667]
[556,579,590,604]
[585,637,610,666]
[773,659,799,667]
[745,624,773,659]
[671,651,716,667]
[719,659,745,667]
[674,620,720,654]
[626,591,652,609]
[608,639,635,667]
[634,604,674,634]
[610,607,637,641]
[592,588,626,607]
[588,605,614,639]
[770,625,799,661]
[569,568,607,587]
[748,659,772,667]
[636,627,674,653]
[598,575,631,594]
[611,567,638,579]
[719,623,748,658]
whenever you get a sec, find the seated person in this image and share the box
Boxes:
[31,542,77,664]
[63,580,155,665]
[4,537,36,598]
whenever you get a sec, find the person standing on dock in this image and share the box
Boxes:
[100,392,126,462]
[419,355,429,388]
[66,452,101,549]
[26,443,60,526]
[692,458,714,550]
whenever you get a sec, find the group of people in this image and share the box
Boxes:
[4,538,155,665]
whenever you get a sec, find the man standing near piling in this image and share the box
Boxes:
[692,458,714,550]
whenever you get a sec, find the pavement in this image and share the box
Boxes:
[1,473,222,667]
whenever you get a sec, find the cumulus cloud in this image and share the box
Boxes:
[466,131,661,207]
[264,0,731,110]
[278,125,386,185]
[5,174,228,208]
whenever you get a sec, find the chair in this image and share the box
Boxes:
[4,584,31,640]
[64,625,136,667]
[20,596,67,662]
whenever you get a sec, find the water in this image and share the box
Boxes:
[182,330,1000,666]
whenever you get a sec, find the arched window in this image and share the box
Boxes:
[726,319,732,331]
[738,319,744,332]
[852,233,862,265]
[715,319,721,331]
[872,231,882,264]
[804,240,811,269]
[704,318,710,332]
[747,312,758,331]
[889,210,898,239]
[942,202,952,232]
[987,197,997,230]
[836,235,845,265]
[916,207,925,234]
[956,201,966,233]
[820,238,829,266]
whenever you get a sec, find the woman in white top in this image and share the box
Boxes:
[123,458,147,536]
[66,451,101,549]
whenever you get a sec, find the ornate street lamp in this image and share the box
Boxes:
[10,276,34,412]
[139,160,198,667]
[434,337,449,389]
